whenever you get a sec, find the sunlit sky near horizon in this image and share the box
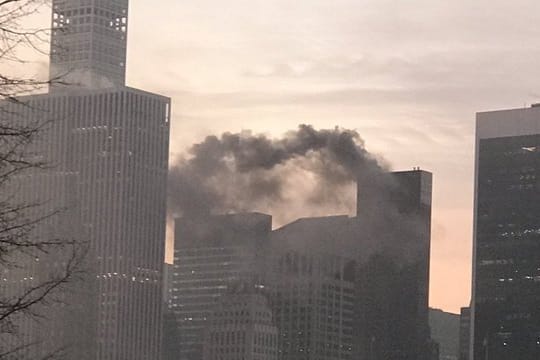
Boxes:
[15,0,540,314]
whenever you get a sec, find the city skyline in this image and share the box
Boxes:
[12,0,540,314]
[169,168,435,360]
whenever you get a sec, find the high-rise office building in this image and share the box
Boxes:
[168,170,434,360]
[0,171,98,360]
[355,170,434,360]
[1,0,170,358]
[263,170,433,360]
[170,213,355,360]
[268,216,356,360]
[50,0,129,90]
[471,106,540,360]
[172,213,272,360]
[203,287,279,360]
[5,87,170,360]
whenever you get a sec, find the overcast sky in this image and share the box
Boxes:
[19,0,540,313]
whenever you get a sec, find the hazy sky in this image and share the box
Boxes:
[19,0,540,313]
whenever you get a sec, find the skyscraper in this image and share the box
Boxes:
[49,0,129,90]
[0,170,98,360]
[268,216,356,360]
[471,106,540,360]
[171,213,272,360]
[1,0,170,358]
[355,169,434,360]
[203,287,279,360]
[167,168,434,360]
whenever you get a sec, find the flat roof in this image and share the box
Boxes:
[476,106,540,139]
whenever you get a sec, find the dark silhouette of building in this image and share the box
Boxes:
[262,169,435,360]
[162,306,182,360]
[355,170,434,360]
[459,307,470,360]
[429,308,460,360]
[472,107,540,360]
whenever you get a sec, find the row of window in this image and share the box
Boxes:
[53,7,126,19]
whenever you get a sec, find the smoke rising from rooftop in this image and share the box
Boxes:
[168,124,395,223]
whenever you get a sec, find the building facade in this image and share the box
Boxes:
[1,0,170,358]
[471,106,540,360]
[3,87,170,359]
[163,262,174,306]
[268,216,357,360]
[355,170,434,360]
[162,306,182,360]
[50,0,129,90]
[459,307,470,360]
[172,213,272,360]
[168,170,434,360]
[203,289,279,360]
[0,170,98,360]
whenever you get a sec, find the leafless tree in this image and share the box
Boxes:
[0,1,87,359]
[0,0,53,99]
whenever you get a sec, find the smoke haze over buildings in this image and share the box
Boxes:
[168,124,429,263]
[169,127,433,359]
[168,124,392,222]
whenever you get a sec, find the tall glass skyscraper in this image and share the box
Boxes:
[1,1,170,358]
[472,106,540,360]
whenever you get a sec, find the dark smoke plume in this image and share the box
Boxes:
[168,124,394,223]
[169,124,430,265]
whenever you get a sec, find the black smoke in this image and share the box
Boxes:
[168,124,395,222]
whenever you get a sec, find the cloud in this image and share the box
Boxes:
[138,0,540,313]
